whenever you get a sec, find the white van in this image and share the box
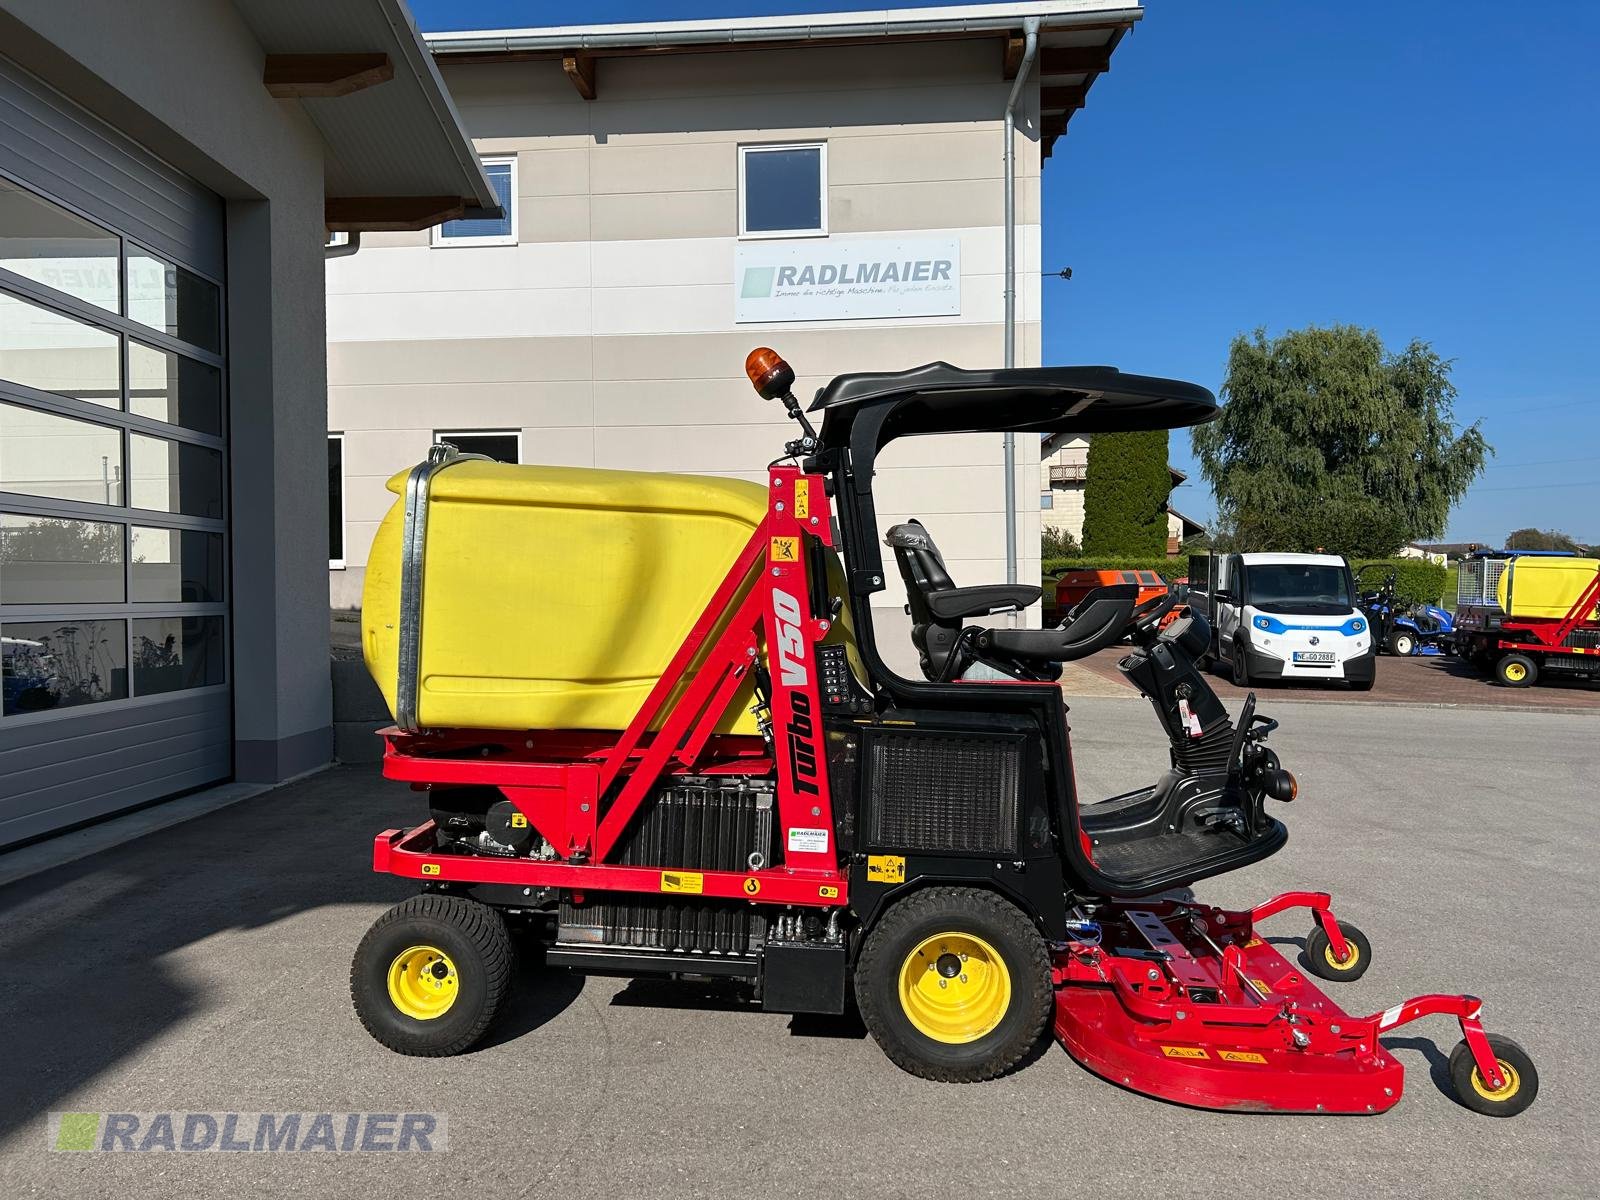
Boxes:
[1189,552,1374,689]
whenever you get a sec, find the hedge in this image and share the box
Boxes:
[1042,556,1450,606]
[1350,559,1450,607]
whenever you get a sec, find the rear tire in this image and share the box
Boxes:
[351,894,513,1056]
[855,887,1052,1083]
[1449,1034,1538,1117]
[1496,653,1537,688]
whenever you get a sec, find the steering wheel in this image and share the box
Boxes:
[1128,588,1179,639]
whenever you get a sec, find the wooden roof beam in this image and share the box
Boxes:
[264,53,394,99]
[1037,46,1111,76]
[562,52,596,99]
[1041,84,1089,112]
[1002,34,1027,79]
[325,196,466,232]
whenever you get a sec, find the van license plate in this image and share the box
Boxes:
[1293,651,1335,663]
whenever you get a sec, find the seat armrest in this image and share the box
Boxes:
[926,583,1042,621]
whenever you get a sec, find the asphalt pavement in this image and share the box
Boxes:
[1,696,1596,1199]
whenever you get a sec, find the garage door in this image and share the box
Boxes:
[0,55,230,847]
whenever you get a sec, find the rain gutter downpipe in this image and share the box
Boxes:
[1002,17,1039,589]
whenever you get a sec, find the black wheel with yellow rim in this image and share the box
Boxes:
[351,894,513,1056]
[1303,920,1372,982]
[854,886,1053,1082]
[1449,1034,1538,1117]
[1496,653,1537,688]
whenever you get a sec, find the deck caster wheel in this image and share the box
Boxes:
[1449,1034,1538,1117]
[351,894,513,1056]
[1303,920,1371,982]
[855,886,1052,1083]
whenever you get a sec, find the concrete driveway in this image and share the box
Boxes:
[1,697,1595,1198]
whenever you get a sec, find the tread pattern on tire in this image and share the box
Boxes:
[855,886,1053,1083]
[351,893,513,1057]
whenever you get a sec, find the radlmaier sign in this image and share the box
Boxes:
[735,236,960,323]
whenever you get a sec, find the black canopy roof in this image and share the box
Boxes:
[809,362,1217,449]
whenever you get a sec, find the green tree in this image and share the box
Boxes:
[1193,326,1489,557]
[1505,527,1584,553]
[1081,429,1171,556]
[1041,525,1080,558]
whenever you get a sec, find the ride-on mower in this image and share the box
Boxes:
[351,351,1537,1117]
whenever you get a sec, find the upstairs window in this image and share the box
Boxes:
[739,143,826,238]
[433,157,516,246]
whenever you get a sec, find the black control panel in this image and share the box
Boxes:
[817,643,871,713]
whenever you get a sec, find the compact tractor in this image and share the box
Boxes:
[350,351,1537,1117]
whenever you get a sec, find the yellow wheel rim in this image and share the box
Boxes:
[1504,662,1527,682]
[1323,939,1360,972]
[386,945,459,1020]
[898,932,1012,1045]
[1470,1059,1521,1102]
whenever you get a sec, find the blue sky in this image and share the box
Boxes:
[412,1,1600,543]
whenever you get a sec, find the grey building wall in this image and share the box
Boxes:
[1,0,334,782]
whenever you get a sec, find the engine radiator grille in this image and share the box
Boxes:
[865,730,1021,855]
[559,777,773,956]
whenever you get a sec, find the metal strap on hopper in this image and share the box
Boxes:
[396,443,491,732]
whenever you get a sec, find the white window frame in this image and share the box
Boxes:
[328,433,346,569]
[431,156,518,248]
[433,429,523,464]
[738,142,828,240]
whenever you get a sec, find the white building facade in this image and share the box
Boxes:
[327,3,1144,639]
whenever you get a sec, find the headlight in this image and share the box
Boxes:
[1350,618,1366,634]
[1253,615,1270,630]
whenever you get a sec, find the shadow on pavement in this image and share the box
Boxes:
[0,765,415,1143]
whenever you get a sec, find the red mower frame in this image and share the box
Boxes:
[375,463,851,910]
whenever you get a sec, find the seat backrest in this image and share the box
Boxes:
[885,520,958,627]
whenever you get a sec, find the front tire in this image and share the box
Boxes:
[1387,631,1415,657]
[856,887,1052,1082]
[1231,639,1252,688]
[351,894,513,1056]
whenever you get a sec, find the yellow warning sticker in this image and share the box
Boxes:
[420,863,441,876]
[818,885,840,900]
[793,479,810,520]
[660,871,704,895]
[1161,1046,1209,1060]
[1251,978,1273,995]
[1245,936,1264,948]
[1219,1050,1268,1064]
[866,854,906,884]
[510,812,528,829]
[770,536,799,562]
[743,877,762,896]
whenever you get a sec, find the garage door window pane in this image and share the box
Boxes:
[132,615,223,695]
[0,402,123,505]
[742,145,825,235]
[0,178,120,312]
[0,290,120,407]
[129,433,223,517]
[2,617,127,714]
[128,252,220,353]
[0,514,124,603]
[128,341,221,434]
[130,526,223,603]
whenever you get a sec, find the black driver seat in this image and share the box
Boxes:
[885,520,1141,682]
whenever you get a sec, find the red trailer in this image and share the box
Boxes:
[1454,551,1600,687]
